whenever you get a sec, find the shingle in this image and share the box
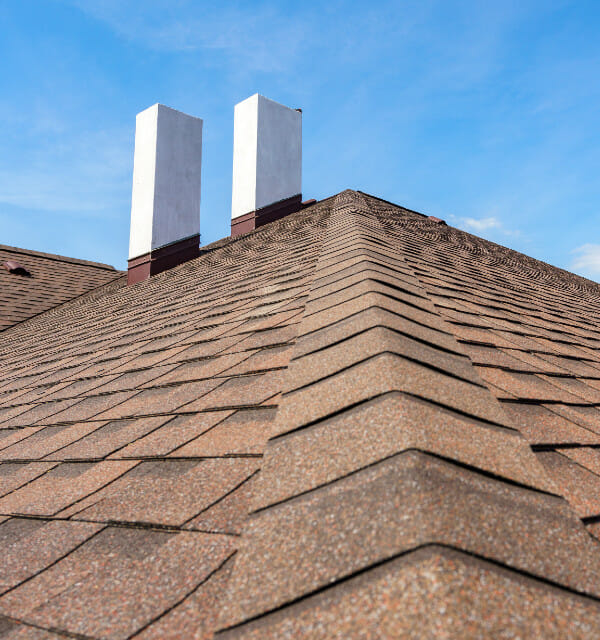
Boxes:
[113,411,233,458]
[0,422,105,461]
[252,393,552,511]
[536,451,600,518]
[40,390,140,425]
[0,245,121,332]
[96,380,221,419]
[0,427,44,452]
[502,403,600,445]
[172,408,278,457]
[0,527,234,640]
[141,352,251,387]
[298,292,446,338]
[69,458,260,526]
[233,325,298,351]
[558,447,600,476]
[549,405,600,434]
[0,618,65,638]
[223,345,294,376]
[39,375,120,402]
[221,451,600,626]
[276,353,509,438]
[181,371,284,412]
[185,473,257,534]
[0,461,137,516]
[532,353,600,377]
[538,375,600,403]
[0,518,101,592]
[283,326,481,394]
[476,368,583,402]
[460,343,542,371]
[136,557,235,640]
[303,278,433,319]
[217,546,600,640]
[44,416,172,460]
[449,324,520,348]
[294,306,459,358]
[89,364,179,394]
[0,462,58,498]
[0,399,82,429]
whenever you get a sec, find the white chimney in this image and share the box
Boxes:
[231,94,302,236]
[128,103,203,284]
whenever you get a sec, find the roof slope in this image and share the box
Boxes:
[0,191,599,638]
[0,244,122,331]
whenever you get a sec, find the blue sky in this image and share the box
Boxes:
[1,1,600,278]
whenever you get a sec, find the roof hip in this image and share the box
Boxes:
[213,190,600,639]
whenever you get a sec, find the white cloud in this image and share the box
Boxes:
[571,244,600,276]
[446,213,520,237]
[460,216,503,232]
[62,1,315,74]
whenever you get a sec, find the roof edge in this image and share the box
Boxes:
[0,244,120,271]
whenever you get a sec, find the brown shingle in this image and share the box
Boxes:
[44,416,172,460]
[536,451,600,518]
[136,557,235,640]
[217,547,600,639]
[181,371,284,412]
[68,458,260,526]
[501,403,600,445]
[0,460,137,516]
[252,392,553,511]
[0,527,234,640]
[172,408,278,457]
[113,411,233,458]
[221,451,600,627]
[0,244,121,332]
[0,518,101,592]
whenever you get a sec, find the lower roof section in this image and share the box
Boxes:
[0,244,122,331]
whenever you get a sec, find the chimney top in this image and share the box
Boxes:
[231,94,302,236]
[127,103,203,285]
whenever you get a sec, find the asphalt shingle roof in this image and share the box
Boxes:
[0,245,122,331]
[1,190,600,638]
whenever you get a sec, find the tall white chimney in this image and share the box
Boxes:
[231,94,302,236]
[128,103,203,284]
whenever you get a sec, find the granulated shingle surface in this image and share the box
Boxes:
[2,190,600,638]
[217,547,600,640]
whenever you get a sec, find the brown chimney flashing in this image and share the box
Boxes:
[127,234,200,285]
[231,194,306,237]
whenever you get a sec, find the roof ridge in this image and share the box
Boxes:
[0,244,119,271]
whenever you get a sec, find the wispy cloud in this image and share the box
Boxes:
[62,0,316,74]
[447,213,520,237]
[460,216,503,231]
[571,244,600,277]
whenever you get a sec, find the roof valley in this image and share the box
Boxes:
[213,190,600,638]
